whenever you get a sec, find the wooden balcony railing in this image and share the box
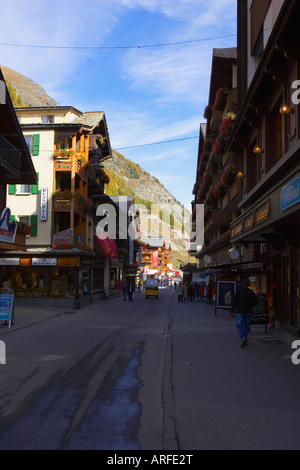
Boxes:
[53,152,88,182]
[53,196,86,217]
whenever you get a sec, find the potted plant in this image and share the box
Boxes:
[213,87,229,112]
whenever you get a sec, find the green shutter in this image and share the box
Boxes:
[8,185,16,195]
[30,215,38,237]
[32,134,40,156]
[31,172,39,194]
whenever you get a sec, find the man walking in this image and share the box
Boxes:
[231,279,257,348]
[177,283,183,303]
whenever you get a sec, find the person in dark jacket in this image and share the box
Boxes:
[231,279,257,348]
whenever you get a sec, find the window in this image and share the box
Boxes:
[9,173,39,195]
[10,215,38,237]
[24,134,40,156]
[42,115,54,124]
[16,185,31,194]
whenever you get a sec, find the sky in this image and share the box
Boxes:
[0,0,237,207]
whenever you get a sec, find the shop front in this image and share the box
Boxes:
[0,251,97,309]
[230,171,300,335]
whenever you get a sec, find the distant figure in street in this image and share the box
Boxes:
[128,283,134,301]
[231,279,257,348]
[196,284,200,302]
[177,283,183,303]
[188,284,195,302]
[122,281,128,301]
[182,283,188,302]
[1,281,15,326]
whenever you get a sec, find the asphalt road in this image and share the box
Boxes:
[0,287,300,451]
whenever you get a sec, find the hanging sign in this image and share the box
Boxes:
[0,208,17,244]
[40,188,48,221]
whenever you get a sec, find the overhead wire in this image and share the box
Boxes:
[0,34,236,51]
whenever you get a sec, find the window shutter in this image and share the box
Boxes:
[30,215,38,237]
[31,172,39,194]
[8,185,16,195]
[32,134,40,156]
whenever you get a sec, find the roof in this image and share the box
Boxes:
[140,238,171,249]
[208,47,237,106]
[73,112,105,130]
[15,105,82,115]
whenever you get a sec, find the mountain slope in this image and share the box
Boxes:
[103,151,190,267]
[1,65,60,107]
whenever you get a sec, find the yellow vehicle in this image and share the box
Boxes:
[145,279,159,299]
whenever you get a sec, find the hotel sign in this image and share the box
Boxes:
[231,201,270,240]
[32,258,57,266]
[256,201,269,224]
[281,175,300,212]
[40,188,48,221]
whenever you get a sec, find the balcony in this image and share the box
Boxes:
[205,210,232,233]
[53,151,88,182]
[53,195,87,218]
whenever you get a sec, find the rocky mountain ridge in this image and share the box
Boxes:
[104,152,190,266]
[1,65,60,107]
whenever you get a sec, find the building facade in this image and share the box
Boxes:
[3,106,114,307]
[192,0,300,337]
[139,239,171,279]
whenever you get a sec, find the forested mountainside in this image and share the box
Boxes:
[103,152,190,267]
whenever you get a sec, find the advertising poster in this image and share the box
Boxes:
[217,281,236,309]
[0,295,13,327]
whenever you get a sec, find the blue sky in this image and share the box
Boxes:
[0,0,237,206]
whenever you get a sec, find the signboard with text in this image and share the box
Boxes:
[0,208,17,244]
[251,293,270,325]
[0,295,13,328]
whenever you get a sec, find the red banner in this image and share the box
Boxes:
[152,250,158,267]
[96,236,117,259]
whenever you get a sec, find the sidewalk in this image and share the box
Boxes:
[165,294,300,450]
[0,304,67,335]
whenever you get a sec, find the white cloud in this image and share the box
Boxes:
[122,44,212,106]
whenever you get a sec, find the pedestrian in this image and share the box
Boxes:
[122,281,128,301]
[177,283,183,303]
[200,283,205,302]
[182,283,188,302]
[231,279,258,348]
[196,283,200,302]
[128,283,134,301]
[188,284,195,302]
[117,280,122,297]
[1,281,15,326]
